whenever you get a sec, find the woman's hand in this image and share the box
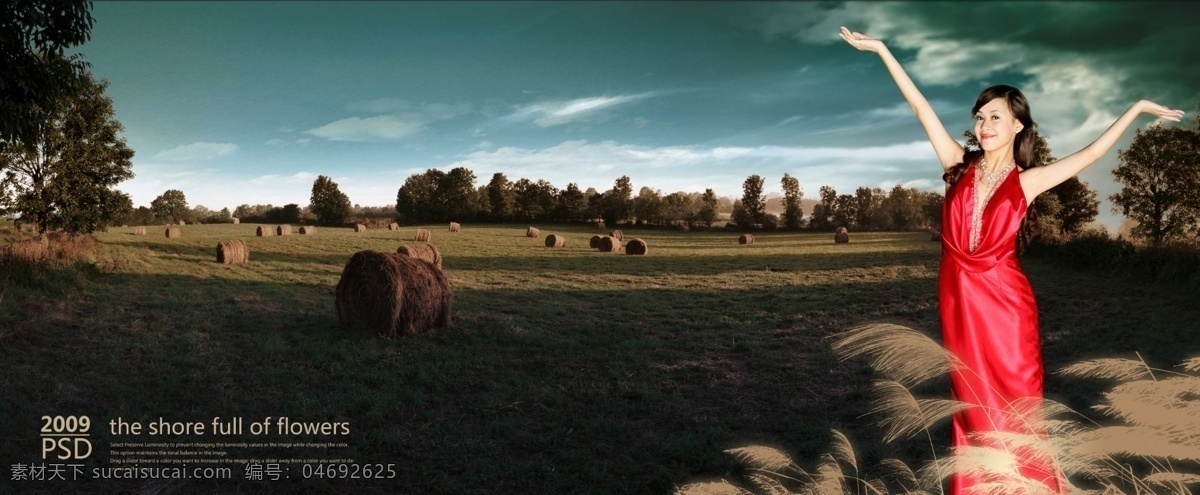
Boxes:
[1136,100,1185,122]
[840,26,885,54]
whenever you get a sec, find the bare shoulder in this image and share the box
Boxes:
[1016,168,1042,206]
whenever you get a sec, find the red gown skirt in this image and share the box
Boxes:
[939,164,1066,493]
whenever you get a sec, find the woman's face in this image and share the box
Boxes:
[973,98,1023,153]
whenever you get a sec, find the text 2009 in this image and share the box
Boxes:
[301,463,396,479]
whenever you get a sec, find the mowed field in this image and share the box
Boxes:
[2,223,1197,494]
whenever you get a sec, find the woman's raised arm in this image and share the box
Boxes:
[1019,100,1184,204]
[840,27,964,171]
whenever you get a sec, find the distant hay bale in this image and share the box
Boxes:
[231,217,240,224]
[133,226,146,235]
[590,235,602,249]
[545,234,567,248]
[609,229,624,241]
[299,226,315,235]
[355,224,368,232]
[216,239,249,264]
[739,234,754,245]
[526,227,540,238]
[597,236,620,252]
[178,220,186,226]
[277,225,292,236]
[931,231,941,242]
[835,227,849,244]
[257,226,273,237]
[397,243,442,270]
[165,227,181,238]
[388,222,399,231]
[596,221,606,230]
[677,225,691,233]
[414,228,431,242]
[626,238,648,255]
[449,222,461,232]
[335,250,452,337]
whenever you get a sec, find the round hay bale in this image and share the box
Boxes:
[414,228,431,242]
[300,226,315,235]
[626,238,648,255]
[397,243,442,270]
[589,235,602,249]
[231,217,240,224]
[609,229,623,241]
[739,234,754,245]
[597,236,620,252]
[545,234,567,248]
[165,227,181,238]
[388,222,400,231]
[931,231,942,242]
[216,239,249,264]
[835,227,849,244]
[449,222,461,232]
[677,225,691,233]
[133,226,146,235]
[596,221,606,230]
[355,223,368,232]
[257,226,273,237]
[526,227,540,238]
[335,250,452,337]
[277,225,292,236]
[178,220,186,226]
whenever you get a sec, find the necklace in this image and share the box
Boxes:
[968,158,1016,254]
[978,158,1014,185]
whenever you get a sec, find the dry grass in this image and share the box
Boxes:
[334,250,452,337]
[397,243,442,270]
[216,239,249,264]
[545,234,567,248]
[626,238,648,255]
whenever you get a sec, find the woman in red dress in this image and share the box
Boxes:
[838,27,1184,493]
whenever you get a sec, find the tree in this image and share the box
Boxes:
[808,185,837,230]
[661,192,695,226]
[1046,177,1099,236]
[2,1,95,147]
[556,182,588,222]
[438,167,477,221]
[731,199,750,230]
[151,189,188,224]
[854,187,885,230]
[698,189,719,227]
[741,174,766,228]
[633,186,662,225]
[781,173,803,230]
[0,74,134,233]
[486,172,514,221]
[1110,122,1200,244]
[395,171,438,223]
[885,185,922,231]
[599,176,633,226]
[832,194,857,229]
[921,191,945,231]
[310,175,353,225]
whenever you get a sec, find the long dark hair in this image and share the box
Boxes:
[942,85,1042,251]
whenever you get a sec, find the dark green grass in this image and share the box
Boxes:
[0,223,1195,494]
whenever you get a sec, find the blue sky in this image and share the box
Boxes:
[83,2,1199,229]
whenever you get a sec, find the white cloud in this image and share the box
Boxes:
[154,142,238,161]
[304,115,424,142]
[248,171,318,185]
[423,102,474,120]
[508,92,659,128]
[345,97,411,113]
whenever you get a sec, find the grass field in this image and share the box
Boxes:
[1,223,1197,494]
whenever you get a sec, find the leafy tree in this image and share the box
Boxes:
[885,185,922,231]
[486,172,514,221]
[2,1,95,147]
[598,176,633,226]
[633,186,662,225]
[556,182,588,222]
[310,175,353,225]
[740,174,766,228]
[439,167,477,221]
[698,189,719,227]
[150,189,188,224]
[1046,177,1099,236]
[808,185,837,230]
[781,173,804,230]
[0,73,134,233]
[395,171,438,223]
[662,192,695,226]
[854,187,885,229]
[1111,122,1200,244]
[921,191,945,231]
[278,203,303,224]
[730,199,750,230]
[832,194,857,229]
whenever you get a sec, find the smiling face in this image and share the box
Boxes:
[973,98,1024,153]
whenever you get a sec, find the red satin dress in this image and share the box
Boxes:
[939,162,1066,493]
